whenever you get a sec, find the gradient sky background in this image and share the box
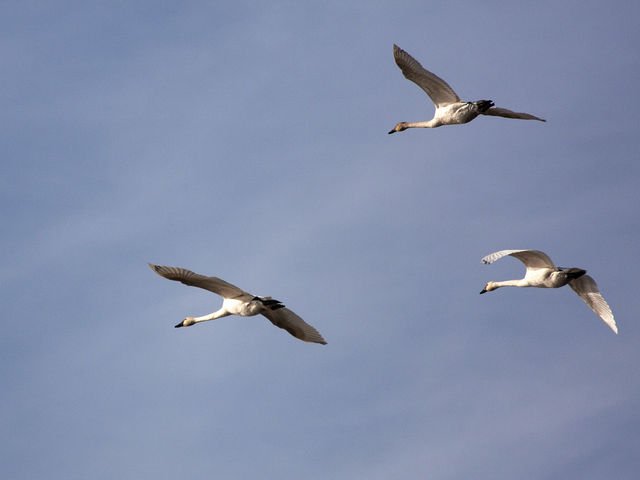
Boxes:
[2,1,639,479]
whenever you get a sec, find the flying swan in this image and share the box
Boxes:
[389,44,545,133]
[479,250,617,334]
[149,263,327,344]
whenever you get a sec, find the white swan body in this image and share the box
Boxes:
[149,263,327,344]
[389,44,546,133]
[480,250,617,334]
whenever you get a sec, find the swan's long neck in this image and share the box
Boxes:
[493,279,528,288]
[193,308,230,323]
[389,119,439,133]
[406,120,438,128]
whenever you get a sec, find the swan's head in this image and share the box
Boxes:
[479,282,499,294]
[175,317,196,328]
[388,122,409,134]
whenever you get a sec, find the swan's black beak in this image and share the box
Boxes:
[388,129,396,134]
[174,321,184,328]
[479,288,487,294]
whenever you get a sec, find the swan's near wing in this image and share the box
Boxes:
[481,250,556,269]
[261,307,327,345]
[148,263,250,300]
[569,275,617,334]
[482,107,546,122]
[393,44,460,107]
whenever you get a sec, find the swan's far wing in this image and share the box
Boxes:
[481,249,555,268]
[393,44,460,107]
[481,249,519,264]
[148,263,250,300]
[261,307,327,345]
[569,275,617,334]
[482,107,546,122]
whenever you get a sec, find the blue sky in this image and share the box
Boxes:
[2,1,639,479]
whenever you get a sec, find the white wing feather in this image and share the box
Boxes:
[481,250,556,270]
[569,275,617,334]
[393,44,461,107]
[482,107,546,122]
[261,307,327,345]
[148,264,251,300]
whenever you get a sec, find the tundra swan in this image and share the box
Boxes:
[149,263,327,344]
[479,250,617,334]
[389,44,545,133]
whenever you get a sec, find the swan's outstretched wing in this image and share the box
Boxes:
[481,250,556,270]
[569,275,617,334]
[393,44,461,107]
[261,307,327,345]
[482,107,546,122]
[148,263,251,300]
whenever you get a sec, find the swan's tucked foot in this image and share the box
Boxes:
[388,122,408,134]
[563,268,586,280]
[257,297,283,307]
[175,317,196,328]
[473,100,494,113]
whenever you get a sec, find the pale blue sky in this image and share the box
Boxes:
[2,1,639,479]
